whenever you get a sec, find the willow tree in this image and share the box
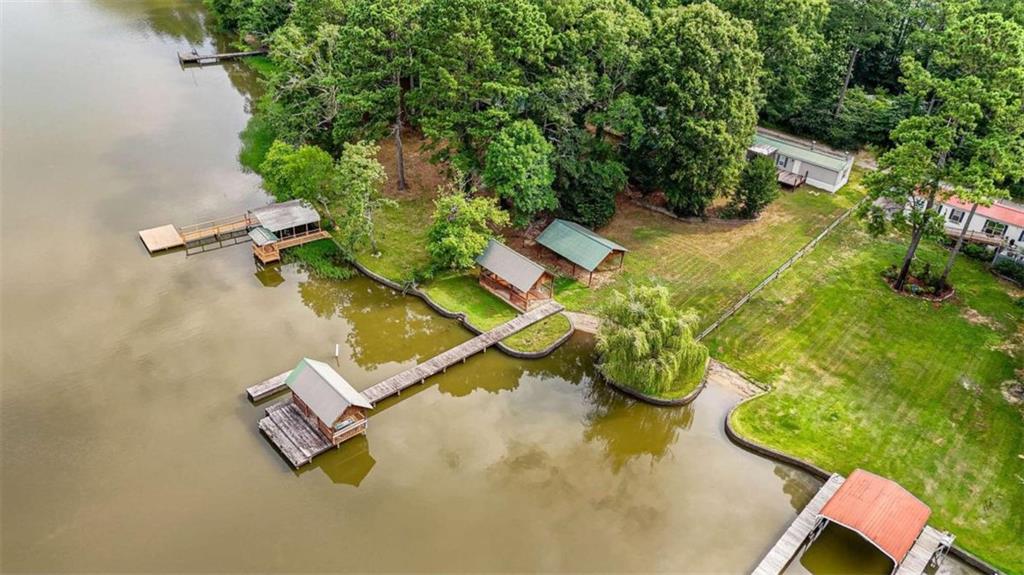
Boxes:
[596,285,708,396]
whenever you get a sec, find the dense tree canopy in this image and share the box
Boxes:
[482,120,557,227]
[861,10,1024,290]
[213,0,1023,241]
[630,2,762,216]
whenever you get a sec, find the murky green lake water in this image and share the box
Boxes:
[0,1,979,572]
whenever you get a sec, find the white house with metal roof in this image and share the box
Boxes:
[286,358,372,447]
[748,128,855,193]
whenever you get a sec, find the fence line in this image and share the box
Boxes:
[697,200,864,341]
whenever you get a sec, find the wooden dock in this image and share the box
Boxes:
[139,213,252,254]
[894,526,954,575]
[258,401,333,468]
[752,474,845,575]
[247,301,565,404]
[178,48,268,66]
[253,229,331,264]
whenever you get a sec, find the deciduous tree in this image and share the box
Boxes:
[427,187,510,270]
[483,120,557,227]
[630,2,762,216]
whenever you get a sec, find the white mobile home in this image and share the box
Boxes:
[748,128,855,193]
[938,197,1024,261]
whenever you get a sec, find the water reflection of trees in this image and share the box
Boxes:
[297,275,456,369]
[582,379,694,473]
[773,464,820,512]
[93,0,211,45]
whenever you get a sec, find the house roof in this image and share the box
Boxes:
[286,358,372,425]
[475,239,548,293]
[819,469,931,564]
[536,219,627,272]
[943,197,1024,228]
[753,129,852,173]
[248,226,279,247]
[250,199,320,233]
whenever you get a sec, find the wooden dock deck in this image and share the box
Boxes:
[178,48,268,65]
[139,214,252,254]
[258,401,332,468]
[894,526,953,575]
[752,474,845,575]
[253,229,331,264]
[246,301,565,404]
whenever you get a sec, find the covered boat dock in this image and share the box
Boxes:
[752,469,953,575]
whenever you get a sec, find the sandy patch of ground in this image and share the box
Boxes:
[706,359,764,398]
[563,311,601,334]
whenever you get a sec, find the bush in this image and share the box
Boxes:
[283,239,353,280]
[726,155,779,219]
[426,187,510,271]
[993,259,1024,285]
[961,242,992,262]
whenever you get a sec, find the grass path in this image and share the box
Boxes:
[708,222,1024,572]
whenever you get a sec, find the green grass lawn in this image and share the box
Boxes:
[356,191,434,283]
[422,273,572,353]
[707,222,1024,572]
[556,175,864,328]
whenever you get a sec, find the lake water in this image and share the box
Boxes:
[0,1,977,572]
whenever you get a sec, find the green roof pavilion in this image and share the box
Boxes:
[536,219,627,286]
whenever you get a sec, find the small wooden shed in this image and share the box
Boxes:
[286,358,373,447]
[536,219,627,286]
[475,239,554,311]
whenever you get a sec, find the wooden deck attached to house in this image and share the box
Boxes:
[253,229,332,264]
[246,301,565,404]
[752,474,846,575]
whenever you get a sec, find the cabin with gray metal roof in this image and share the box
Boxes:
[475,239,554,311]
[285,358,371,447]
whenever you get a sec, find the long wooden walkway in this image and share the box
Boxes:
[752,474,845,575]
[247,301,565,404]
[894,526,954,575]
[139,213,251,253]
[179,48,268,65]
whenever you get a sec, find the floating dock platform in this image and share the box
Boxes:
[138,224,185,252]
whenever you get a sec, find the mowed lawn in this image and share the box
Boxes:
[556,179,863,327]
[708,222,1024,572]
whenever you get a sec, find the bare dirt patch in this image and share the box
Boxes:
[961,307,1001,330]
[706,360,764,398]
[1002,381,1024,407]
[375,130,448,200]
